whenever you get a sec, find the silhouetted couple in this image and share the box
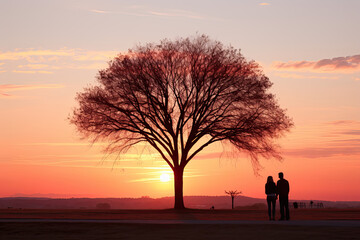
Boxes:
[265,172,290,221]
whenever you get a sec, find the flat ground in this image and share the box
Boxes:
[1,208,359,240]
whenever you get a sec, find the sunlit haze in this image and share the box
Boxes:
[1,0,360,201]
[160,174,171,183]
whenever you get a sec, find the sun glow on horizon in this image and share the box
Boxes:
[160,173,171,182]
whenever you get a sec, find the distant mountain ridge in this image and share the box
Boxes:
[1,196,359,209]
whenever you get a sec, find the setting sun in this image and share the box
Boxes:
[160,173,171,182]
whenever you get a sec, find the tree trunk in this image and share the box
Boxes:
[173,167,185,209]
[231,196,234,209]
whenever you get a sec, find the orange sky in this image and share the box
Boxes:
[1,0,360,201]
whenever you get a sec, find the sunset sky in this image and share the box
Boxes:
[1,0,360,202]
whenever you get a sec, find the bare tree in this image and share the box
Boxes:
[225,190,242,209]
[70,35,293,209]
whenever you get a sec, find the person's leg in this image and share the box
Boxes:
[279,197,285,220]
[267,197,271,220]
[272,198,276,220]
[285,196,290,220]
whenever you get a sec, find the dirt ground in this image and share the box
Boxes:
[1,208,360,220]
[1,222,360,240]
[1,208,359,240]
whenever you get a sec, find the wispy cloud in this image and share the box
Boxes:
[340,130,360,135]
[0,49,118,73]
[72,50,119,61]
[68,63,107,70]
[89,9,110,14]
[129,177,163,183]
[284,120,360,158]
[18,64,49,69]
[274,73,338,80]
[326,120,360,126]
[284,146,360,158]
[259,3,270,6]
[88,6,207,20]
[330,139,360,147]
[273,54,360,73]
[0,92,11,97]
[0,62,4,73]
[148,10,204,19]
[17,143,164,166]
[0,48,118,63]
[22,142,107,146]
[0,84,63,92]
[9,151,168,168]
[12,70,53,74]
[0,49,73,60]
[12,158,172,170]
[191,151,247,160]
[13,63,54,73]
[0,84,63,98]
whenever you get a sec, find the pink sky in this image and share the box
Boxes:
[1,0,360,201]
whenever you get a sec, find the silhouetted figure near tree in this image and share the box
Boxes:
[265,176,277,220]
[277,172,290,220]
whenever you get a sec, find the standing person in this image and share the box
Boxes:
[277,172,290,220]
[265,176,277,220]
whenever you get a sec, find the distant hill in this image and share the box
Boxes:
[1,196,359,209]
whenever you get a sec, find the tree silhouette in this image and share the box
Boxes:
[70,35,293,209]
[225,190,242,209]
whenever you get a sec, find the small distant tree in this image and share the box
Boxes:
[225,190,242,209]
[71,35,293,209]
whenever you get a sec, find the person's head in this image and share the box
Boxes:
[267,176,274,183]
[278,172,284,179]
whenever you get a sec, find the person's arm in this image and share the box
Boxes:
[265,184,268,195]
[287,181,290,194]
